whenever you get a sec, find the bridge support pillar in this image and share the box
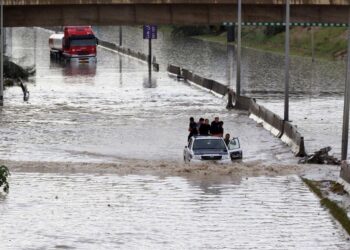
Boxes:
[227,25,235,43]
[236,0,241,98]
[148,37,152,86]
[284,0,290,122]
[341,8,350,161]
[119,26,122,47]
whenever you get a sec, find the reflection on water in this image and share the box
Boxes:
[96,26,346,97]
[0,173,349,249]
[49,59,97,77]
[62,62,97,77]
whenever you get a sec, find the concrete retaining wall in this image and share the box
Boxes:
[281,121,306,156]
[182,68,193,82]
[98,39,160,71]
[212,80,229,95]
[166,63,307,157]
[167,65,181,76]
[167,64,229,96]
[236,96,252,111]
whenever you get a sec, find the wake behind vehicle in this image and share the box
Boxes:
[49,26,98,63]
[184,136,243,163]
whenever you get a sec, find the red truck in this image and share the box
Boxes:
[49,26,98,62]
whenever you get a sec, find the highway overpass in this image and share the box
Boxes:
[2,0,349,27]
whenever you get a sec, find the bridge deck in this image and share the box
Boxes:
[2,0,349,26]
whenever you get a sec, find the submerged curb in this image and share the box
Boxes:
[302,178,350,236]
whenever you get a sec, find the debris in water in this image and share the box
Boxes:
[299,147,340,165]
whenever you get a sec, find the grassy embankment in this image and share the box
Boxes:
[193,27,348,61]
[302,178,350,236]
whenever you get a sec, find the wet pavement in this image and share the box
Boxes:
[1,173,350,249]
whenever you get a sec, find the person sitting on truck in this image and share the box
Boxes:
[197,118,204,132]
[199,119,211,136]
[224,133,230,146]
[188,117,198,141]
[218,121,224,137]
[210,117,221,136]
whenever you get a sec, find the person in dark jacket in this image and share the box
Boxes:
[199,119,211,136]
[218,121,224,137]
[210,117,221,136]
[224,133,230,146]
[197,117,204,133]
[188,117,198,141]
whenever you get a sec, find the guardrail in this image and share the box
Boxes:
[98,39,160,71]
[167,63,306,157]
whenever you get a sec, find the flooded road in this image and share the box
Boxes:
[1,173,350,249]
[0,27,294,163]
[1,27,349,249]
[96,26,347,157]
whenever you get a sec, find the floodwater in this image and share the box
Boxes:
[1,27,350,249]
[1,173,350,249]
[96,26,347,157]
[1,27,294,163]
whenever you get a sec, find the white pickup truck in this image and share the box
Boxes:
[184,136,242,163]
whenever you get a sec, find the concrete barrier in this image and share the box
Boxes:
[192,74,206,88]
[248,98,260,116]
[169,67,229,96]
[98,38,159,71]
[281,121,306,156]
[259,106,284,138]
[181,68,192,81]
[245,96,304,153]
[167,64,181,76]
[211,81,229,95]
[202,79,214,90]
[236,96,252,111]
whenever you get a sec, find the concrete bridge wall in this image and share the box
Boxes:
[2,1,349,26]
[3,1,349,5]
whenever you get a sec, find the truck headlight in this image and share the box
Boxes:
[193,155,201,160]
[222,155,229,160]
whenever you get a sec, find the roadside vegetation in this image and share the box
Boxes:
[0,165,10,195]
[4,56,35,87]
[302,178,350,236]
[169,25,348,61]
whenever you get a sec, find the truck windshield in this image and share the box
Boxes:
[193,139,226,150]
[70,39,97,46]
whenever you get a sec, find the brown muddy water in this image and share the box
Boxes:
[1,171,350,249]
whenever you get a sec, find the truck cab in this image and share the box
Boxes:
[49,26,98,63]
[63,26,98,62]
